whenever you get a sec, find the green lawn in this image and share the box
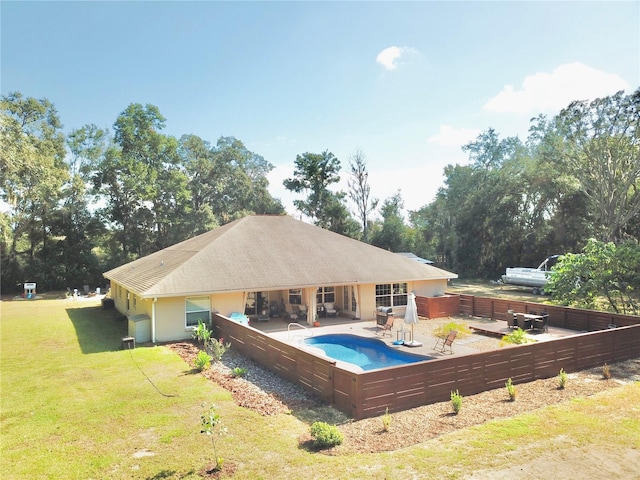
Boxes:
[1,298,638,479]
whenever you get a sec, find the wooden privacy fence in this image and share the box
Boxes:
[457,294,639,330]
[212,297,640,420]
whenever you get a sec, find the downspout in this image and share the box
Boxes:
[152,297,157,344]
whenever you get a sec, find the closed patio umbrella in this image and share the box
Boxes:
[404,292,422,347]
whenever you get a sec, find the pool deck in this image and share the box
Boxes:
[253,316,482,358]
[251,315,579,360]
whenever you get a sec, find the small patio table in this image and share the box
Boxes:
[396,329,411,343]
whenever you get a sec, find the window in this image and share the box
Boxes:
[343,287,349,310]
[375,283,408,308]
[288,289,302,305]
[244,292,256,315]
[316,286,335,304]
[186,296,210,328]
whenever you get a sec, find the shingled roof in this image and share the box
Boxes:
[103,215,457,298]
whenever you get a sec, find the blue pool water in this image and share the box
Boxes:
[305,334,432,371]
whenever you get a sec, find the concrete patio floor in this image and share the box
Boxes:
[250,314,579,360]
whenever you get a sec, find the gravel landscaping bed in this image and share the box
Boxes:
[168,316,640,455]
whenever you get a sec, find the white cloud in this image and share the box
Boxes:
[484,62,630,114]
[427,125,481,148]
[376,46,419,70]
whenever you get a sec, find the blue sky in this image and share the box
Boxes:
[2,1,638,217]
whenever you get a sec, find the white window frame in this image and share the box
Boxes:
[316,286,335,304]
[288,289,302,305]
[375,283,408,308]
[185,296,211,329]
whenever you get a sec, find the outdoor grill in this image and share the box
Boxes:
[376,306,393,326]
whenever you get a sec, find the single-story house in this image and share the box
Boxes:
[103,215,457,343]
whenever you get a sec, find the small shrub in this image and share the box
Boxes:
[558,368,568,389]
[194,350,212,371]
[201,403,227,472]
[381,407,392,432]
[505,377,516,401]
[450,390,463,414]
[208,337,231,361]
[310,421,343,449]
[231,367,247,378]
[192,319,211,344]
[602,363,611,379]
[500,327,533,346]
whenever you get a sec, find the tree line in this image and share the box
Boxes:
[1,89,639,307]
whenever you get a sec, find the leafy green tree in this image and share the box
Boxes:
[371,191,410,251]
[94,103,199,258]
[52,125,110,289]
[424,130,534,277]
[547,238,640,314]
[322,191,361,237]
[179,135,283,226]
[546,89,640,241]
[283,150,342,227]
[0,92,67,292]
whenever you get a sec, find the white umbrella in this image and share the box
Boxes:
[403,292,422,347]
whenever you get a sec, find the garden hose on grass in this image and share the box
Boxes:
[126,343,179,398]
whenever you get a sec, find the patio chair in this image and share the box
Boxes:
[376,316,394,337]
[324,302,338,317]
[516,313,530,330]
[507,311,517,329]
[285,304,299,321]
[433,330,457,354]
[533,314,548,332]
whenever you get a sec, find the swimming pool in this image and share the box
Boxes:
[305,334,432,371]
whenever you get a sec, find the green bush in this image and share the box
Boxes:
[501,327,534,346]
[207,337,231,361]
[194,350,212,371]
[231,367,247,378]
[310,421,343,449]
[450,390,463,414]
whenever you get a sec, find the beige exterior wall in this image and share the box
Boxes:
[155,291,248,343]
[412,279,448,297]
[109,279,450,342]
[154,296,190,342]
[211,292,244,317]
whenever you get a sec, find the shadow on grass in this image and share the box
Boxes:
[66,305,128,354]
[293,404,351,426]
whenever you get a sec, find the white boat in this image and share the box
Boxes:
[501,256,559,294]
